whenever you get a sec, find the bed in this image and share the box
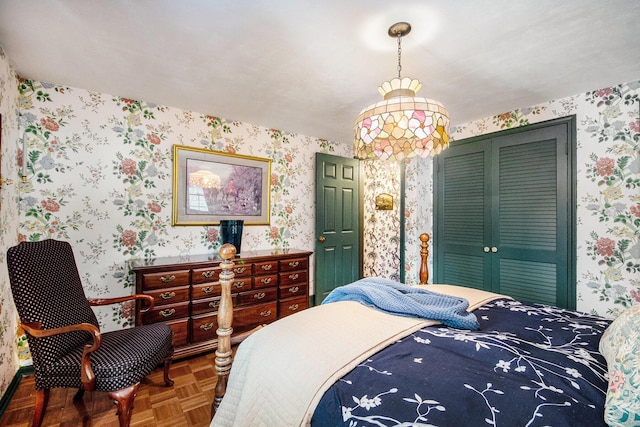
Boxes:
[209,235,639,426]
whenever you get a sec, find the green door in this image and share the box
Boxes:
[315,153,361,305]
[435,117,575,309]
[435,139,493,291]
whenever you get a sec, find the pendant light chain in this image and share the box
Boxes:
[397,33,402,79]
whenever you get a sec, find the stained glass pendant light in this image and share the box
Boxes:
[354,22,450,161]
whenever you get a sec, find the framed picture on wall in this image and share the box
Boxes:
[172,145,271,226]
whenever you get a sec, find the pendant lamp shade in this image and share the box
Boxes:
[354,23,450,161]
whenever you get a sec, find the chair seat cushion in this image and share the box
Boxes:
[37,323,173,391]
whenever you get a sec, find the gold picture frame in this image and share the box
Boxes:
[172,145,271,226]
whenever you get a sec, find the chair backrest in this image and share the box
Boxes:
[7,239,99,364]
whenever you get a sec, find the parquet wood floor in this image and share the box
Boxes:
[1,350,222,427]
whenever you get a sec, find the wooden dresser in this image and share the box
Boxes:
[130,248,313,359]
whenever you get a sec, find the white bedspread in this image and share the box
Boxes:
[211,284,508,427]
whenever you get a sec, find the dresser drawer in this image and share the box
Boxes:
[253,273,278,289]
[254,260,279,274]
[280,257,308,272]
[237,287,277,306]
[233,301,277,332]
[146,286,190,306]
[231,263,253,277]
[194,263,258,283]
[142,270,190,290]
[279,270,308,286]
[191,301,278,342]
[278,295,309,318]
[192,282,221,299]
[166,318,189,347]
[192,295,228,316]
[279,283,308,299]
[192,266,221,284]
[191,313,219,343]
[231,277,252,291]
[142,301,190,324]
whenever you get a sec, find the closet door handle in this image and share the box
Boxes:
[491,247,498,253]
[483,247,490,253]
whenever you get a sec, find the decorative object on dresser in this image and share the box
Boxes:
[219,219,244,254]
[6,239,174,427]
[131,248,312,359]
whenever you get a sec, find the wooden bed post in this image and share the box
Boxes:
[212,243,236,419]
[419,233,430,285]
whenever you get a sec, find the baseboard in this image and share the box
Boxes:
[0,365,34,419]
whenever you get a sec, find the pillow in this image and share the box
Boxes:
[599,304,640,426]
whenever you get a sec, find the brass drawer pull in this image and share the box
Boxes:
[254,292,266,300]
[261,264,273,271]
[260,310,272,317]
[159,308,175,317]
[288,286,299,293]
[234,266,247,274]
[201,270,215,278]
[260,277,272,285]
[288,273,299,280]
[159,275,176,283]
[200,322,215,331]
[288,261,299,268]
[234,282,245,289]
[159,291,176,300]
[201,286,214,294]
[209,301,220,309]
[289,304,299,311]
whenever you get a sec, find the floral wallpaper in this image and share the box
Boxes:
[15,79,351,328]
[0,46,21,402]
[362,159,402,280]
[398,79,640,317]
[362,156,432,285]
[404,156,432,284]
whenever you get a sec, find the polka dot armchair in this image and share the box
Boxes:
[7,239,174,427]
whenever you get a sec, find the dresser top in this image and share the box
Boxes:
[129,248,312,271]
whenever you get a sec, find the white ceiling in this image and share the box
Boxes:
[1,0,639,146]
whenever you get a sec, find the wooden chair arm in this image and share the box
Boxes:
[88,294,155,312]
[21,321,102,391]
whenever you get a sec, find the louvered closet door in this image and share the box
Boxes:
[435,118,574,309]
[436,139,492,291]
[491,126,569,307]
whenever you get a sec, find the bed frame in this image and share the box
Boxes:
[210,233,431,418]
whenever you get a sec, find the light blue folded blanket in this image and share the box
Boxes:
[322,277,479,330]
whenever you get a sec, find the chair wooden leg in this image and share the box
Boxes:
[164,347,174,386]
[73,387,85,401]
[108,383,139,427]
[32,389,49,427]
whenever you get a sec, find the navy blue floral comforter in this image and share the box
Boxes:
[312,299,611,427]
